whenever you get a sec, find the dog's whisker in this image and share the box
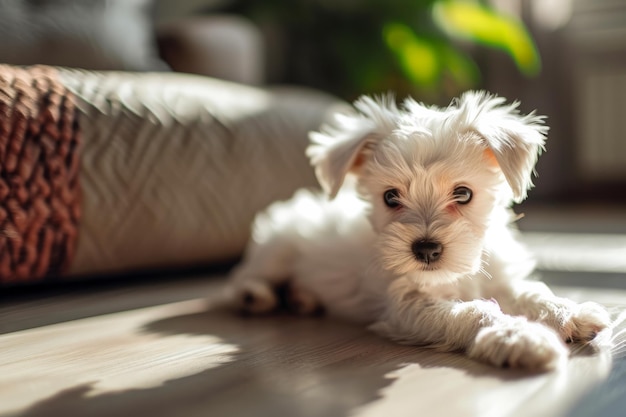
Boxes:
[609,341,626,357]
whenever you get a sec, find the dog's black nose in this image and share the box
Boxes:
[411,240,443,264]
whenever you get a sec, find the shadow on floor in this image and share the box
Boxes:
[16,302,552,417]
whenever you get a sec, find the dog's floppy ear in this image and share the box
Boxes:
[456,91,548,203]
[307,95,397,198]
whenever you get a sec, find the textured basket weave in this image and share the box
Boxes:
[0,65,81,283]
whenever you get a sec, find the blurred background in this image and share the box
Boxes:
[160,0,626,206]
[1,0,625,206]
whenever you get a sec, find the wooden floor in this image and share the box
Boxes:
[2,206,626,417]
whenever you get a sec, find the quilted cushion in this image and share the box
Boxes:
[56,69,346,277]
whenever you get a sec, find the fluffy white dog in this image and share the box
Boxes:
[226,91,611,370]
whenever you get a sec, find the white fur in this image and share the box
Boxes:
[226,91,611,371]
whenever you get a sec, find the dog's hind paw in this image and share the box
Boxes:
[286,285,323,315]
[468,319,568,371]
[230,281,278,314]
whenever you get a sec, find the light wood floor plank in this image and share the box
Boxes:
[1,275,623,417]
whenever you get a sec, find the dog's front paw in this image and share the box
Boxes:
[468,319,568,371]
[559,301,612,344]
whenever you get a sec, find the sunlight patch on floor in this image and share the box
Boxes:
[0,299,238,414]
[351,351,612,417]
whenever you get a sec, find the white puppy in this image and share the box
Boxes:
[226,91,611,370]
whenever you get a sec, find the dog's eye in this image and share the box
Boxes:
[453,186,473,204]
[383,189,401,208]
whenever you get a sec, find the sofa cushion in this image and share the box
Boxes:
[0,0,168,71]
[56,69,346,278]
[0,65,347,285]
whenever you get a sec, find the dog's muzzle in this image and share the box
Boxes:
[411,240,443,265]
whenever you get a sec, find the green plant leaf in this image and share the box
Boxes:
[439,43,481,88]
[383,22,440,88]
[433,0,541,76]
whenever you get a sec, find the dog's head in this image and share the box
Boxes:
[307,91,547,287]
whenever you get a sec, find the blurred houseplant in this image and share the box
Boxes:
[225,0,540,101]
